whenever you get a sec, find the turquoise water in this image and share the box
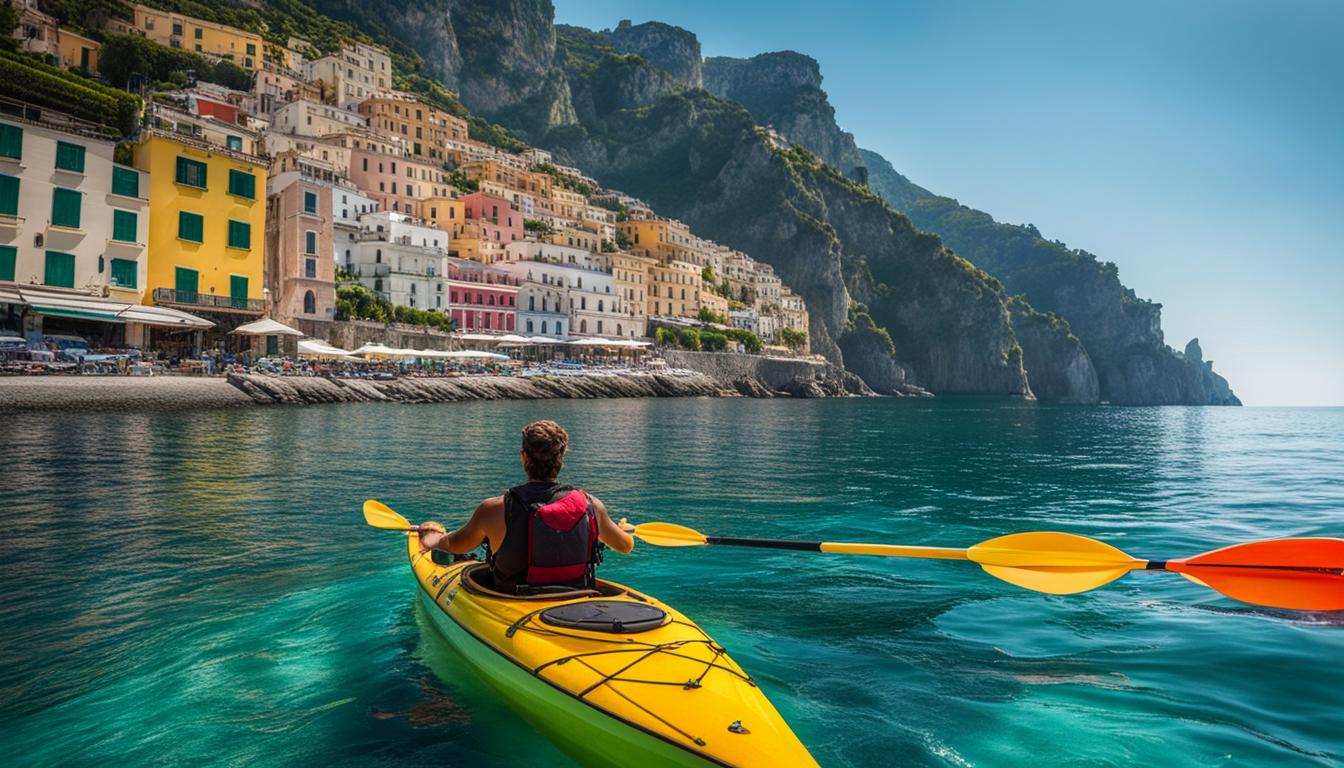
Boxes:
[1,399,1340,767]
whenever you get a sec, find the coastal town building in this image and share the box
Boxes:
[270,99,367,138]
[120,3,264,70]
[265,152,339,330]
[10,0,101,73]
[612,251,654,338]
[349,211,447,310]
[361,97,468,164]
[132,124,269,348]
[332,183,381,273]
[304,42,392,108]
[446,257,518,332]
[515,281,568,337]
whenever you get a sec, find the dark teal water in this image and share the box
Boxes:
[1,399,1340,767]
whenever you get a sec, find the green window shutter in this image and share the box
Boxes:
[0,245,15,281]
[112,209,138,242]
[175,156,207,188]
[111,166,140,198]
[43,251,75,288]
[0,173,18,216]
[0,123,21,159]
[51,188,81,228]
[303,191,317,213]
[305,230,316,254]
[229,274,248,307]
[110,258,138,289]
[178,211,203,243]
[228,169,256,199]
[54,142,85,173]
[227,219,251,249]
[175,266,198,296]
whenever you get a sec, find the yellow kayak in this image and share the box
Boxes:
[407,535,819,767]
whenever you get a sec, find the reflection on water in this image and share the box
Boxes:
[0,399,1341,767]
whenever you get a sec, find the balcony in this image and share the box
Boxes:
[153,288,264,314]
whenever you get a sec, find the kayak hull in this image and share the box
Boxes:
[407,536,817,767]
[417,586,716,768]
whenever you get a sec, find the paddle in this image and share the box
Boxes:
[363,499,420,532]
[631,523,1344,611]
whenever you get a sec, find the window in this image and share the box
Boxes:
[194,27,202,39]
[0,173,17,216]
[175,157,207,188]
[0,245,14,281]
[111,166,139,198]
[175,266,198,297]
[305,230,317,255]
[246,43,256,56]
[51,188,81,228]
[43,251,75,288]
[229,275,248,308]
[303,257,318,278]
[54,141,85,173]
[172,21,182,36]
[112,209,137,243]
[228,169,256,199]
[227,220,251,249]
[110,258,137,289]
[178,211,203,242]
[303,290,316,314]
[0,123,21,159]
[303,191,317,214]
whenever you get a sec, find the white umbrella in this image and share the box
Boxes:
[494,334,530,344]
[526,336,564,344]
[444,350,509,360]
[297,338,355,358]
[351,342,403,357]
[230,318,303,336]
[454,333,498,342]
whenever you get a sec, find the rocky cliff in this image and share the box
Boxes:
[703,52,864,180]
[606,19,702,88]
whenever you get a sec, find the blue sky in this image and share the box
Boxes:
[555,0,1344,406]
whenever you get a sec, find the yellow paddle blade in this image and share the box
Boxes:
[969,532,1144,595]
[632,522,710,547]
[363,499,412,530]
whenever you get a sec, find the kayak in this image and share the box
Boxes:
[407,535,819,767]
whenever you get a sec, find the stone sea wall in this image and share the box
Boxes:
[661,351,873,397]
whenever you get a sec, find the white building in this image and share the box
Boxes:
[349,211,448,310]
[495,259,624,337]
[271,99,368,138]
[332,184,381,273]
[304,42,393,109]
[516,281,568,337]
[503,240,609,273]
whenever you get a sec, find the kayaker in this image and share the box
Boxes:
[417,420,635,592]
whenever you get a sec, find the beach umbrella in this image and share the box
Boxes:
[230,318,303,336]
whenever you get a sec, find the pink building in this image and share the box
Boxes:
[346,145,453,217]
[446,257,519,332]
[266,152,337,325]
[460,191,523,246]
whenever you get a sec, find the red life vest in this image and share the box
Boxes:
[491,482,599,592]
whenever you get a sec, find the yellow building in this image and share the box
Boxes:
[133,131,268,347]
[127,3,265,70]
[699,288,730,323]
[420,196,465,238]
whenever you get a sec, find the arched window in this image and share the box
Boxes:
[580,319,587,333]
[529,296,535,311]
[375,249,382,263]
[597,300,604,312]
[617,324,623,336]
[580,297,586,310]
[597,320,603,334]
[303,291,316,314]
[488,295,495,306]
[541,321,548,334]
[527,320,534,332]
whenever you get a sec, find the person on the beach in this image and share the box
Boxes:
[418,420,634,592]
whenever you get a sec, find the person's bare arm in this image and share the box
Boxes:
[589,494,635,554]
[419,496,504,554]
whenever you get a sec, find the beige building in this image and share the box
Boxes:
[648,259,701,320]
[361,96,468,164]
[271,99,367,138]
[123,3,265,70]
[305,42,393,108]
[612,250,653,338]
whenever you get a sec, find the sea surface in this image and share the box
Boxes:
[1,399,1340,767]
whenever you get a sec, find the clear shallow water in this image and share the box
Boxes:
[0,399,1340,767]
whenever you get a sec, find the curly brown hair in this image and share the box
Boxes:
[521,420,568,480]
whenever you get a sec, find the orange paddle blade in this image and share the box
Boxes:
[1165,538,1344,611]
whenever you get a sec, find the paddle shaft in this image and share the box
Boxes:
[705,536,969,561]
[1147,561,1344,575]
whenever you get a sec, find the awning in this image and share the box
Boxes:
[116,304,214,330]
[5,286,213,329]
[231,318,303,336]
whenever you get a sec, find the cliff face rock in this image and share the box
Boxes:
[606,20,703,88]
[447,0,563,117]
[703,52,864,179]
[1007,298,1100,404]
[661,350,872,397]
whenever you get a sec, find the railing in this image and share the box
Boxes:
[154,288,264,312]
